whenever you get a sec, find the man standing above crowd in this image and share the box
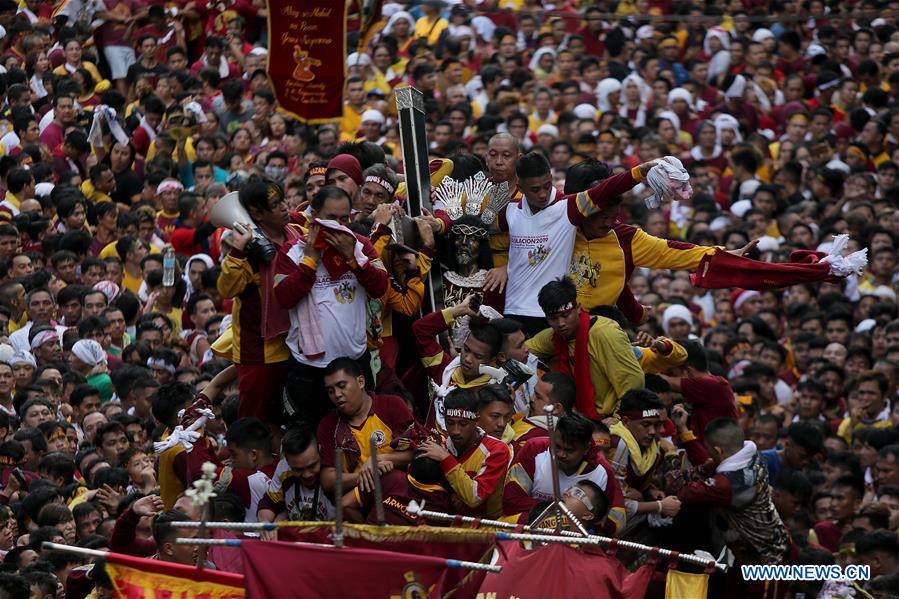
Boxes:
[218,176,301,423]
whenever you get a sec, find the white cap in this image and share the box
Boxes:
[856,318,877,333]
[347,52,371,67]
[573,103,596,120]
[739,179,761,200]
[825,159,851,174]
[756,235,780,253]
[636,25,654,40]
[752,28,774,42]
[730,199,753,218]
[34,182,54,198]
[0,343,13,364]
[537,124,559,136]
[381,2,403,17]
[248,47,267,57]
[361,109,385,125]
[806,43,827,58]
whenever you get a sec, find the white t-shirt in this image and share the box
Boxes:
[503,189,579,317]
[283,243,369,367]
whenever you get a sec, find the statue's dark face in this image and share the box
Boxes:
[453,234,481,267]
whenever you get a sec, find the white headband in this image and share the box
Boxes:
[156,179,184,195]
[72,339,106,366]
[30,330,59,350]
[148,358,177,374]
[364,175,395,195]
[443,408,477,420]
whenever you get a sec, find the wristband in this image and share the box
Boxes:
[657,500,662,514]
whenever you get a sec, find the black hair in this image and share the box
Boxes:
[408,456,445,486]
[832,474,865,499]
[563,159,611,195]
[515,151,551,181]
[310,185,352,213]
[37,452,75,486]
[773,470,812,506]
[225,417,272,452]
[540,372,576,413]
[443,387,479,414]
[555,412,593,447]
[152,510,191,546]
[477,384,513,410]
[537,277,577,315]
[151,382,194,428]
[322,357,363,379]
[281,426,316,456]
[619,388,664,415]
[468,322,502,358]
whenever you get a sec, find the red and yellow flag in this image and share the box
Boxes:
[105,552,245,599]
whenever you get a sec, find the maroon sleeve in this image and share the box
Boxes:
[272,240,317,309]
[679,435,712,468]
[351,235,389,298]
[377,394,415,437]
[110,507,156,556]
[565,170,638,225]
[317,414,337,468]
[679,376,714,405]
[502,438,541,516]
[411,309,453,383]
[615,285,645,324]
[674,473,733,507]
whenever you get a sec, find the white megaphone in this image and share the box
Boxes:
[211,191,277,262]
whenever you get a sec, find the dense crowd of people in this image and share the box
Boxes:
[0,0,893,597]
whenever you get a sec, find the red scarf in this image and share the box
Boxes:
[690,248,839,290]
[552,310,602,421]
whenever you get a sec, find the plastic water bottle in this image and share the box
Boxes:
[163,248,176,287]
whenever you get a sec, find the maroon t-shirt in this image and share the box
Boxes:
[357,469,452,525]
[680,375,739,442]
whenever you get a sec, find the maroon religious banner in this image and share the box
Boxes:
[265,0,345,123]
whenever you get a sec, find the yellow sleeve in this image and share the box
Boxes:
[415,250,433,277]
[591,322,644,401]
[218,253,255,299]
[383,277,424,317]
[525,328,556,360]
[489,231,510,267]
[629,228,718,271]
[443,463,485,507]
[638,339,688,374]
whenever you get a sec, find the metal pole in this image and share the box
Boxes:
[540,405,564,532]
[196,503,209,570]
[334,447,344,548]
[369,434,386,526]
[492,531,726,571]
[406,502,726,573]
[174,538,502,573]
[41,542,108,559]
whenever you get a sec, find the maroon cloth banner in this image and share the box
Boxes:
[690,248,837,290]
[478,542,654,599]
[240,540,451,598]
[265,0,344,123]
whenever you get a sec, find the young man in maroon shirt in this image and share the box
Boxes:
[661,340,738,444]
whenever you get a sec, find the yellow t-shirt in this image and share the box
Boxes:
[414,16,448,46]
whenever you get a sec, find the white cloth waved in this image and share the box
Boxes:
[821,234,868,278]
[153,408,214,455]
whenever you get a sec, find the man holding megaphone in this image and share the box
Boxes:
[216,176,303,424]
